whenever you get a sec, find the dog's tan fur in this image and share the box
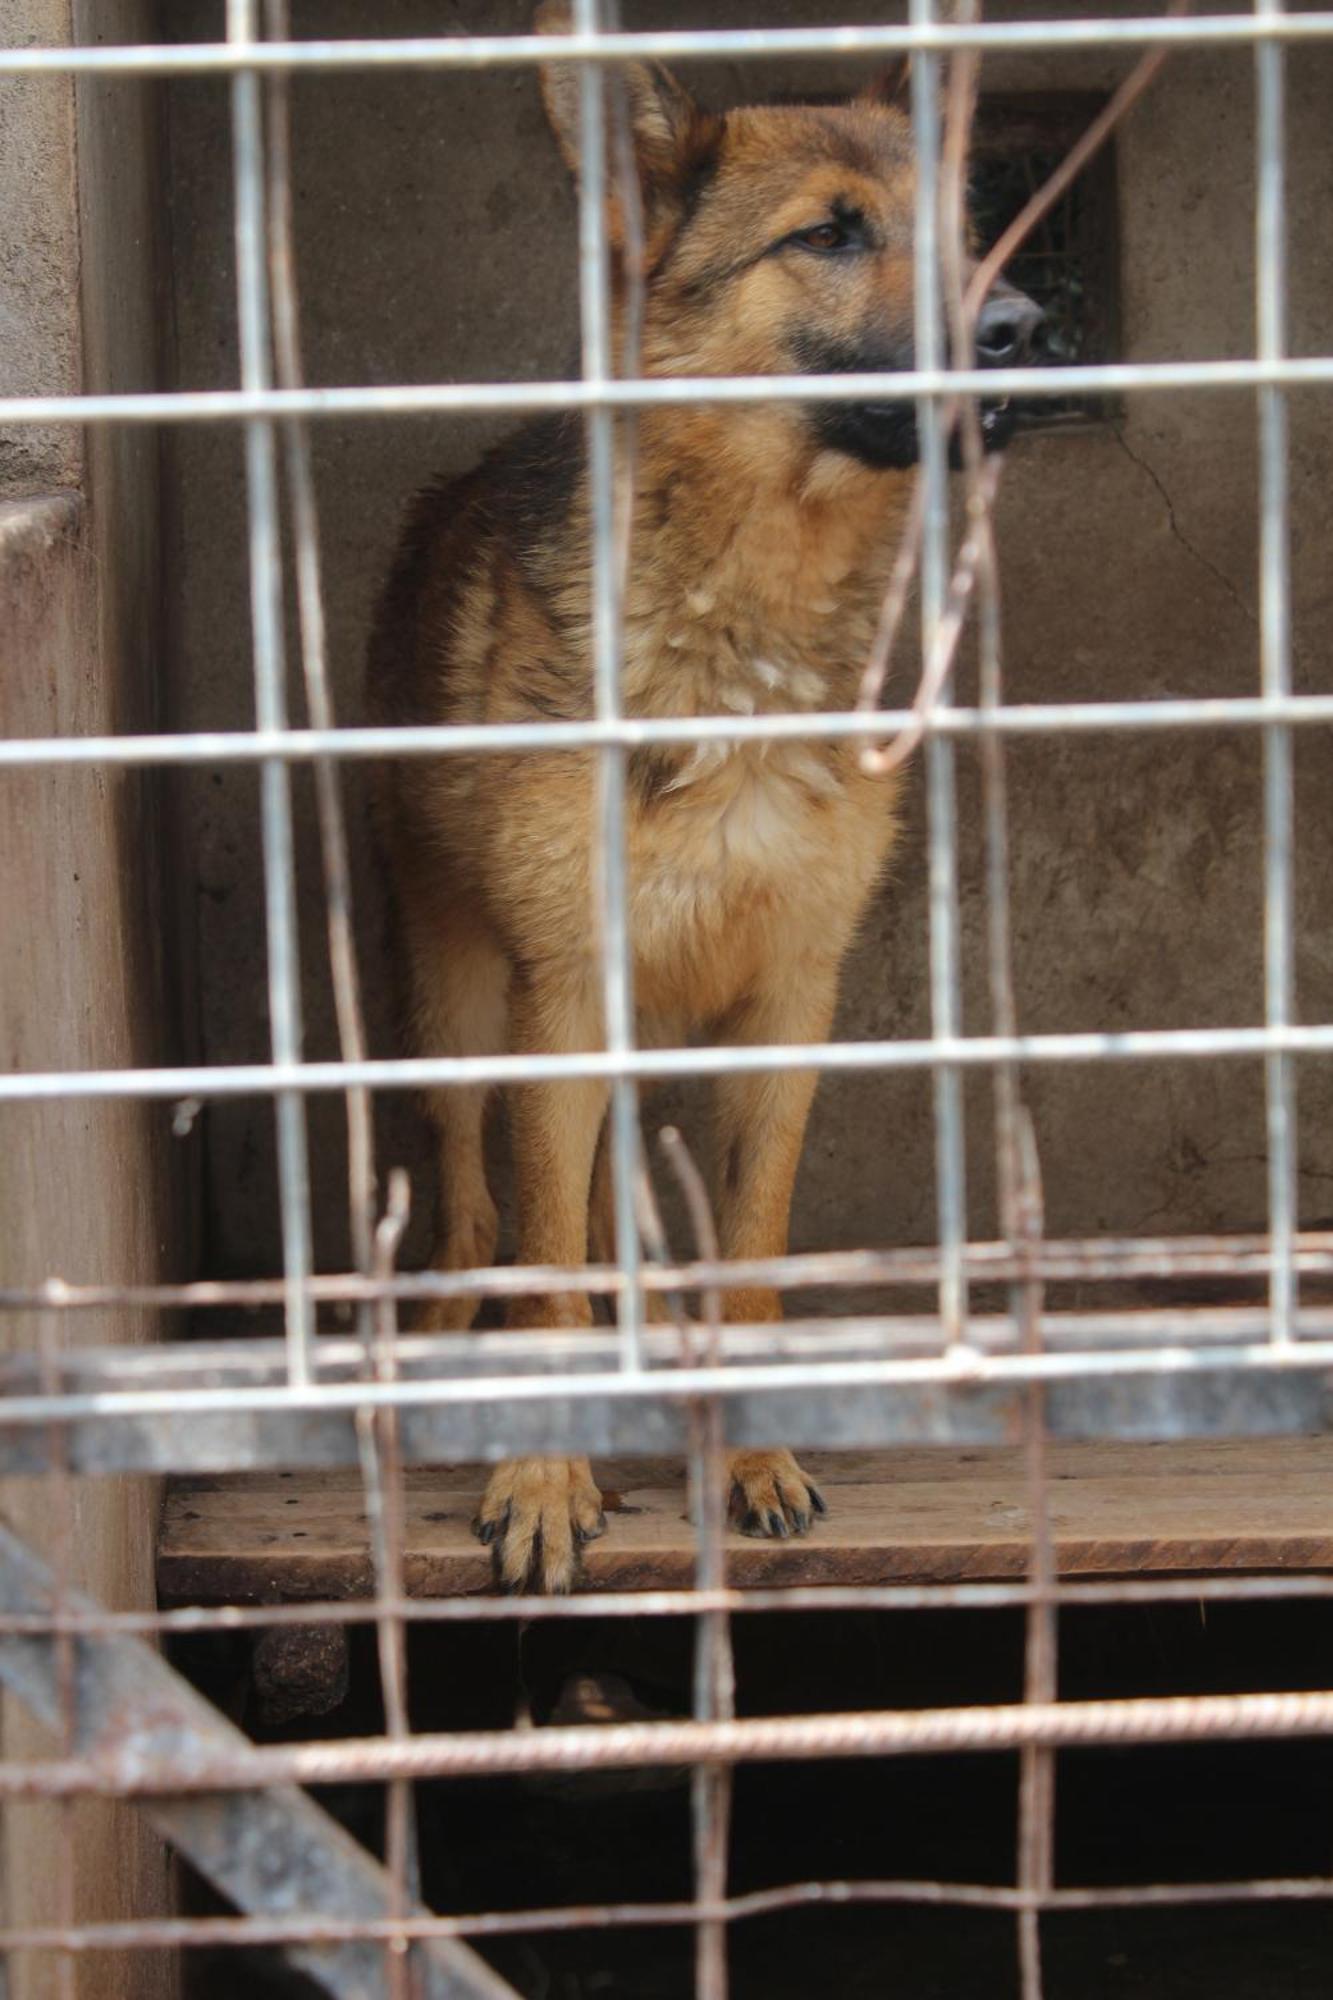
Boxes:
[367,22,957,1590]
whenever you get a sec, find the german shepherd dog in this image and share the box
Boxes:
[367,9,1042,1591]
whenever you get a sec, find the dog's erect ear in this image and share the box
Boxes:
[859,58,912,111]
[859,54,951,125]
[536,1,721,254]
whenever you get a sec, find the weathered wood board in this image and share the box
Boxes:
[157,1438,1333,1602]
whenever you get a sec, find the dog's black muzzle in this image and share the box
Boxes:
[964,285,1047,457]
[803,283,1045,471]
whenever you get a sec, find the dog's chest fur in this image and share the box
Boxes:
[615,511,898,1003]
[371,422,904,1018]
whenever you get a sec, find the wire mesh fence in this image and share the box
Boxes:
[1,4,1332,1999]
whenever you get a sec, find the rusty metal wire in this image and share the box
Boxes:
[659,1129,736,2000]
[35,1313,78,2000]
[2,1874,1333,1957]
[5,1689,1333,1800]
[2,3,1330,1996]
[263,0,379,1325]
[3,1873,1333,1958]
[3,1224,1332,1315]
[6,1565,1333,1646]
[355,1171,421,1998]
[935,26,1058,1993]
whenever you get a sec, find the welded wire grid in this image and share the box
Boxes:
[0,7,1331,2000]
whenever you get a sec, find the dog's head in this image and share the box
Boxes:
[537,9,1043,475]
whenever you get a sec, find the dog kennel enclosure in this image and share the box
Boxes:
[2,2,1333,1997]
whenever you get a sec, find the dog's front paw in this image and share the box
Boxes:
[473,1456,606,1592]
[728,1448,826,1539]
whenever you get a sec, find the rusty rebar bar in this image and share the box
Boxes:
[4,1226,1331,1315]
[6,1689,1333,1799]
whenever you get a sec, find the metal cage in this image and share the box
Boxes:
[2,4,1332,1997]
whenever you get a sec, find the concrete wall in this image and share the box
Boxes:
[0,1,83,495]
[162,1,1333,1301]
[0,3,182,1993]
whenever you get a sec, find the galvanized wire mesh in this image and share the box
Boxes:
[1,7,1332,1999]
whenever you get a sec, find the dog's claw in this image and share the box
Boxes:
[472,1458,604,1592]
[727,1448,827,1543]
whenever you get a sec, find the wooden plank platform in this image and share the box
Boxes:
[158,1438,1333,1602]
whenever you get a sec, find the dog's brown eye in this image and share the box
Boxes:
[795,221,847,253]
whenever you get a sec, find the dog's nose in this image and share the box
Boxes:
[975,291,1045,367]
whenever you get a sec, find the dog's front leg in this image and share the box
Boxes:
[713,964,842,1539]
[474,966,608,1592]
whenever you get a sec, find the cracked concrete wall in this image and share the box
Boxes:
[1,3,182,1993]
[161,1,1333,1300]
[0,0,83,493]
